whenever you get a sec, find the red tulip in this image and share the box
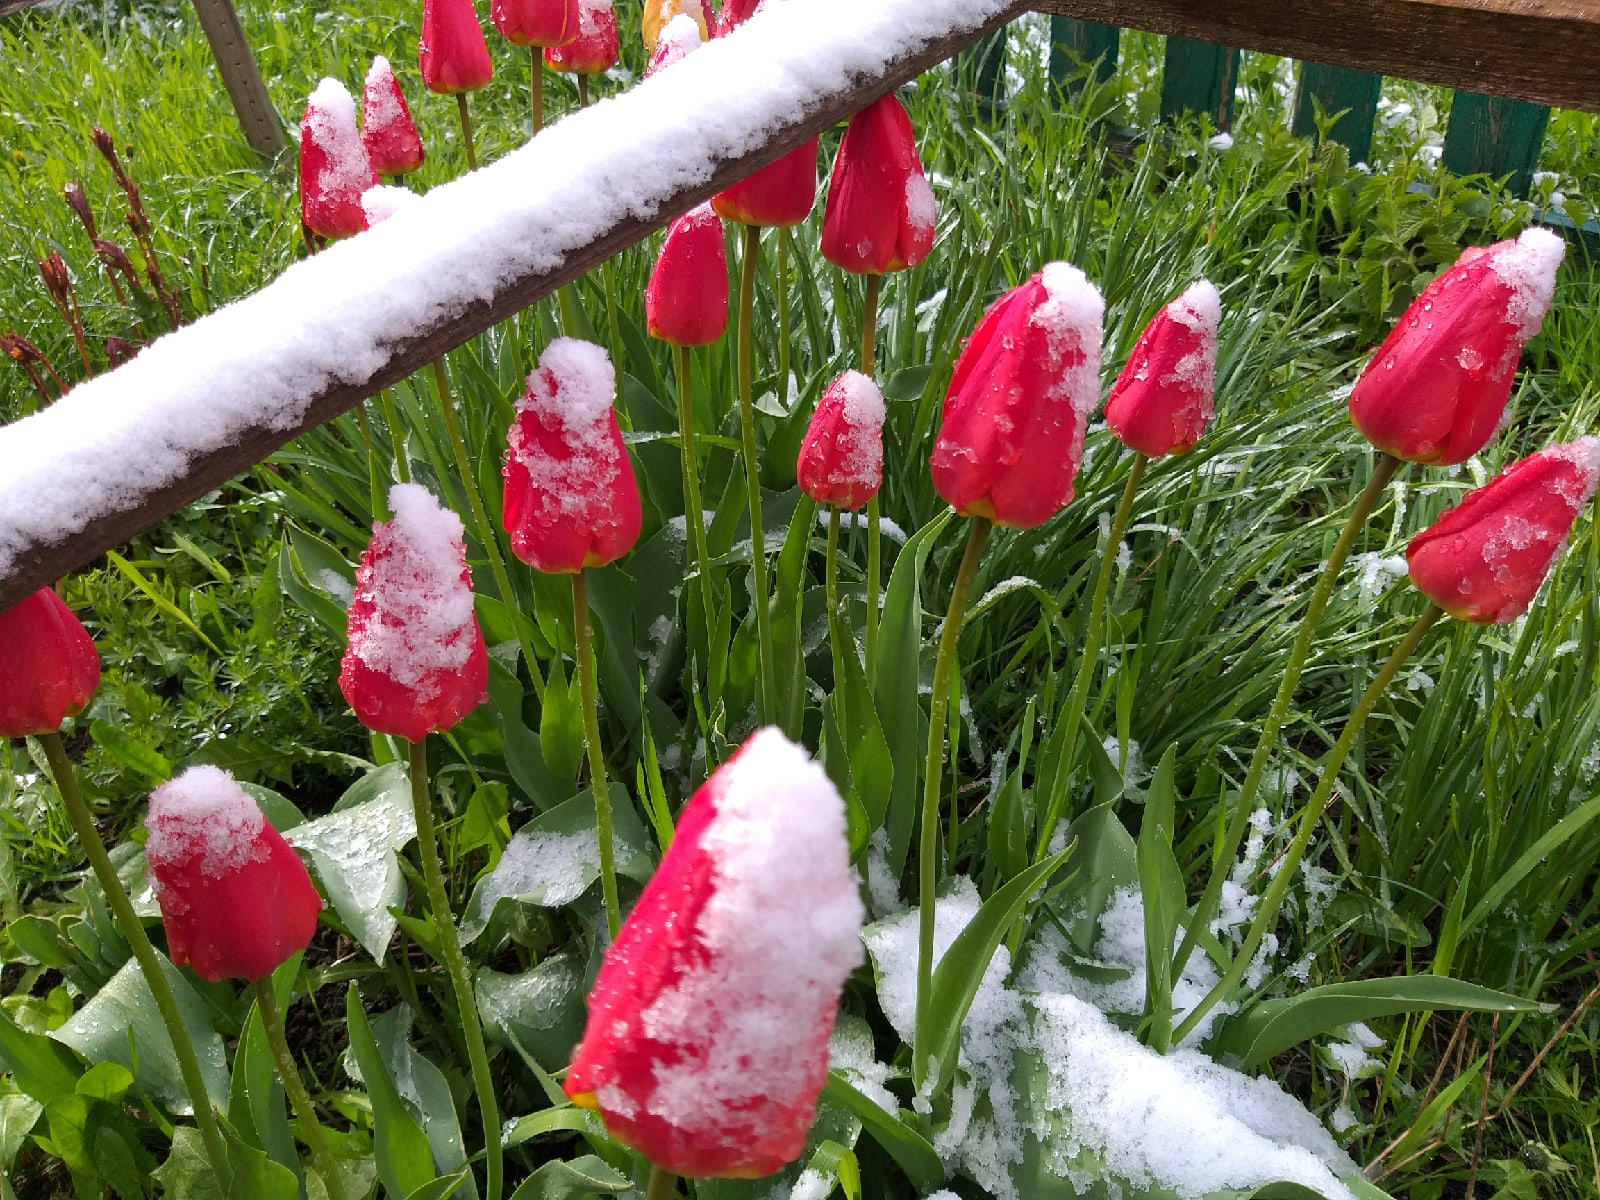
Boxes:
[1406,436,1599,624]
[1104,279,1222,457]
[420,0,494,94]
[362,57,426,178]
[340,483,489,741]
[544,0,618,75]
[710,139,818,229]
[1349,227,1564,465]
[646,203,727,346]
[929,262,1104,528]
[0,588,99,737]
[645,11,703,76]
[820,94,935,276]
[503,338,642,573]
[145,766,323,983]
[712,0,760,36]
[564,728,864,1178]
[796,371,884,511]
[642,0,706,53]
[491,0,578,47]
[300,79,377,240]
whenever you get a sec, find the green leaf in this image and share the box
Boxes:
[820,1073,942,1195]
[539,667,586,784]
[0,1089,42,1169]
[0,1002,83,1104]
[45,1091,153,1198]
[368,1006,473,1187]
[486,653,566,811]
[503,1105,608,1150]
[228,979,296,1178]
[1054,802,1138,953]
[914,848,1071,1097]
[476,953,587,1071]
[1459,796,1600,939]
[833,610,893,845]
[506,1154,632,1200]
[88,719,172,782]
[1213,977,1548,1070]
[1136,746,1184,1052]
[878,364,933,402]
[407,1171,473,1200]
[344,987,436,1199]
[105,548,224,654]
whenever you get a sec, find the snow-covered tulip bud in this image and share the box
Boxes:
[1104,280,1221,457]
[645,11,703,76]
[642,0,706,53]
[361,56,426,178]
[0,588,100,737]
[820,93,935,276]
[300,78,377,240]
[797,371,884,511]
[544,0,617,75]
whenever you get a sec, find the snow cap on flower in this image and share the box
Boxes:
[646,203,728,346]
[419,0,495,94]
[145,765,323,983]
[1104,279,1221,457]
[797,370,885,511]
[502,338,642,573]
[0,588,100,737]
[711,138,818,228]
[544,0,618,74]
[492,0,579,48]
[340,483,489,741]
[565,728,865,1178]
[646,11,704,76]
[1349,227,1564,465]
[361,56,426,177]
[929,262,1105,528]
[642,0,706,53]
[820,93,935,276]
[300,78,377,240]
[1407,436,1600,624]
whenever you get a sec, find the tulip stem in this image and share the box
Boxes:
[860,273,880,379]
[407,738,503,1200]
[41,731,233,1191]
[531,49,544,135]
[674,345,717,671]
[577,74,589,108]
[251,976,348,1200]
[431,357,547,702]
[1170,603,1445,1047]
[737,223,777,725]
[455,94,477,171]
[826,505,848,734]
[572,569,623,941]
[1035,452,1147,858]
[915,516,991,1089]
[861,273,882,683]
[646,1164,679,1200]
[1170,452,1404,985]
[777,228,791,434]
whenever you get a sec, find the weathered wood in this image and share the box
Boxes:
[1294,64,1384,163]
[1159,39,1241,129]
[1049,17,1121,94]
[1443,91,1552,197]
[0,1,1030,610]
[1030,0,1600,113]
[188,0,287,159]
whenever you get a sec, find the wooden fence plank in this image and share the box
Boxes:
[1159,38,1241,129]
[1030,0,1600,113]
[1442,92,1552,198]
[1293,63,1384,162]
[187,0,287,159]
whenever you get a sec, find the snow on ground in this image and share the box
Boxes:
[0,0,1016,585]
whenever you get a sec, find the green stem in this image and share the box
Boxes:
[645,1164,679,1200]
[356,404,384,520]
[252,977,348,1200]
[737,224,777,724]
[826,506,848,735]
[531,48,544,134]
[860,273,880,379]
[1170,453,1403,982]
[914,517,991,1088]
[860,273,882,682]
[407,739,502,1200]
[455,93,477,171]
[41,732,232,1190]
[1170,604,1445,1047]
[430,357,547,702]
[577,74,589,109]
[380,389,410,484]
[1035,452,1147,857]
[776,227,791,423]
[573,570,621,940]
[674,344,717,664]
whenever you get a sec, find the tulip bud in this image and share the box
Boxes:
[420,0,495,94]
[491,0,579,47]
[820,93,935,276]
[361,56,426,178]
[710,139,818,229]
[930,262,1104,528]
[502,338,642,573]
[340,484,490,741]
[642,0,706,53]
[544,0,618,75]
[1349,228,1564,465]
[712,0,760,36]
[1406,436,1600,624]
[565,728,864,1178]
[645,11,703,76]
[797,371,884,511]
[145,766,323,983]
[646,203,728,347]
[0,588,100,737]
[300,79,378,240]
[1104,279,1222,457]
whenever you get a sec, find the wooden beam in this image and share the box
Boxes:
[188,0,288,159]
[1030,0,1600,113]
[0,1,1030,610]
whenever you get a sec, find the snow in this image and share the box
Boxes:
[145,766,269,899]
[1032,262,1104,417]
[304,78,373,205]
[479,825,598,909]
[511,339,622,514]
[363,56,405,131]
[362,184,421,226]
[650,12,704,74]
[0,0,1016,585]
[1489,226,1564,340]
[831,369,885,487]
[1546,435,1600,510]
[905,171,936,234]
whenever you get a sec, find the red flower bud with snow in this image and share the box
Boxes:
[646,203,727,347]
[492,0,578,47]
[1406,436,1600,624]
[545,0,617,75]
[1104,280,1221,457]
[930,263,1104,528]
[341,484,489,741]
[362,57,426,178]
[820,94,935,276]
[712,0,760,36]
[420,0,495,94]
[711,139,818,229]
[145,766,323,983]
[642,0,706,53]
[1349,228,1564,465]
[797,371,884,511]
[565,728,864,1178]
[300,79,377,240]
[503,339,642,573]
[0,588,100,737]
[645,11,703,76]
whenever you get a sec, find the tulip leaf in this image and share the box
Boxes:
[367,1005,474,1190]
[506,1154,632,1200]
[344,987,435,1200]
[503,1105,608,1150]
[539,665,585,784]
[0,1090,43,1170]
[406,1171,473,1200]
[228,970,295,1176]
[49,953,227,1115]
[486,652,567,812]
[276,531,349,636]
[1458,795,1600,940]
[475,952,587,1072]
[1136,746,1185,1053]
[820,1073,942,1195]
[1053,802,1139,954]
[834,608,894,839]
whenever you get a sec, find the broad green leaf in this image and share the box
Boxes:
[0,998,83,1103]
[45,1091,152,1199]
[486,653,567,811]
[0,1089,42,1168]
[276,532,348,635]
[504,1105,608,1150]
[369,1006,474,1192]
[344,988,435,1199]
[506,1154,632,1200]
[228,980,296,1178]
[835,609,893,839]
[407,1171,473,1200]
[820,1073,942,1195]
[476,953,587,1071]
[1055,802,1138,953]
[1212,977,1547,1070]
[540,664,585,783]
